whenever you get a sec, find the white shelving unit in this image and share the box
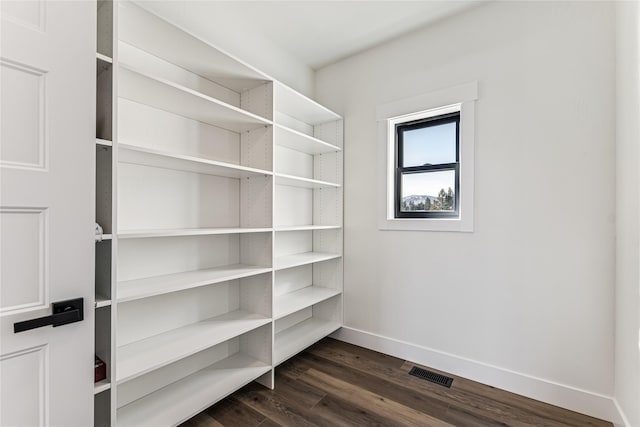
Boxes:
[272,73,344,365]
[94,2,342,426]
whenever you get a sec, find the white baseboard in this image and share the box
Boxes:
[331,326,623,424]
[613,399,633,427]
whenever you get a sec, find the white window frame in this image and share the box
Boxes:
[377,81,477,232]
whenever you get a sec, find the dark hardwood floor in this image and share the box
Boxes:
[179,338,612,427]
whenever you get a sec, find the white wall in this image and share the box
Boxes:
[615,2,640,426]
[317,1,617,420]
[134,1,315,97]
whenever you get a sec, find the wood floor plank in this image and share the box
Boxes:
[272,372,326,409]
[178,412,223,427]
[256,419,281,427]
[310,395,404,427]
[309,338,406,369]
[300,367,455,427]
[443,404,513,427]
[204,396,265,427]
[276,357,312,380]
[233,382,319,427]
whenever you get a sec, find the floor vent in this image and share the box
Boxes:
[408,366,453,388]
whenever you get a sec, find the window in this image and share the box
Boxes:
[377,81,477,232]
[395,112,460,218]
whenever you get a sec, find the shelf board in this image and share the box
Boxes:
[274,252,341,271]
[94,295,111,309]
[275,225,341,232]
[117,352,270,427]
[118,227,271,239]
[118,264,272,303]
[274,287,341,320]
[119,2,270,93]
[96,138,112,147]
[274,82,341,126]
[118,143,272,178]
[116,310,270,384]
[95,233,112,242]
[96,55,112,78]
[275,317,341,365]
[94,380,111,395]
[119,64,272,133]
[96,52,113,63]
[274,124,340,155]
[275,173,340,189]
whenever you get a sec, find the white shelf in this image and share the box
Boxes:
[95,233,112,242]
[118,265,272,303]
[117,353,271,427]
[94,380,111,395]
[118,64,272,133]
[275,173,340,189]
[96,138,112,147]
[118,143,272,178]
[274,287,341,320]
[96,55,112,78]
[274,252,341,271]
[274,82,341,126]
[118,227,271,239]
[96,52,113,63]
[275,318,341,365]
[119,2,269,93]
[116,310,270,384]
[275,225,341,232]
[274,124,340,155]
[95,295,111,309]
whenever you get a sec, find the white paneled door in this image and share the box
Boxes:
[0,1,95,426]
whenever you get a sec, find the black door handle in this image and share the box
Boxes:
[14,298,84,333]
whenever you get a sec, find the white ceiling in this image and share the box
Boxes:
[188,1,483,70]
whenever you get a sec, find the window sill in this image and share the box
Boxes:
[378,216,473,232]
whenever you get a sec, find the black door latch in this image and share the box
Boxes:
[14,298,84,333]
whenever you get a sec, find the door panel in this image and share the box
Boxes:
[0,346,47,427]
[0,0,45,32]
[0,208,47,313]
[0,59,46,168]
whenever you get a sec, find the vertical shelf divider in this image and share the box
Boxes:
[109,1,119,425]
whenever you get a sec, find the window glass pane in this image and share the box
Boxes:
[401,170,455,212]
[401,121,456,167]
